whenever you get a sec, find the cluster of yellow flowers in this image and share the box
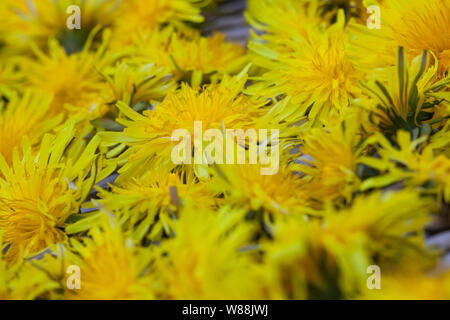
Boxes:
[0,0,449,300]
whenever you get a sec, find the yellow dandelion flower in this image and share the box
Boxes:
[123,29,247,85]
[23,36,113,120]
[261,190,434,299]
[0,60,23,98]
[111,0,207,47]
[349,0,450,76]
[0,0,12,48]
[68,168,219,241]
[0,91,62,164]
[99,74,269,179]
[212,162,312,216]
[293,114,364,204]
[4,0,119,53]
[0,0,447,301]
[323,190,435,268]
[359,48,450,137]
[248,11,362,126]
[154,205,261,299]
[169,32,247,86]
[317,0,367,23]
[100,62,174,108]
[66,218,155,300]
[246,0,322,41]
[0,121,100,262]
[247,0,367,32]
[0,253,60,300]
[117,25,173,61]
[359,130,450,203]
